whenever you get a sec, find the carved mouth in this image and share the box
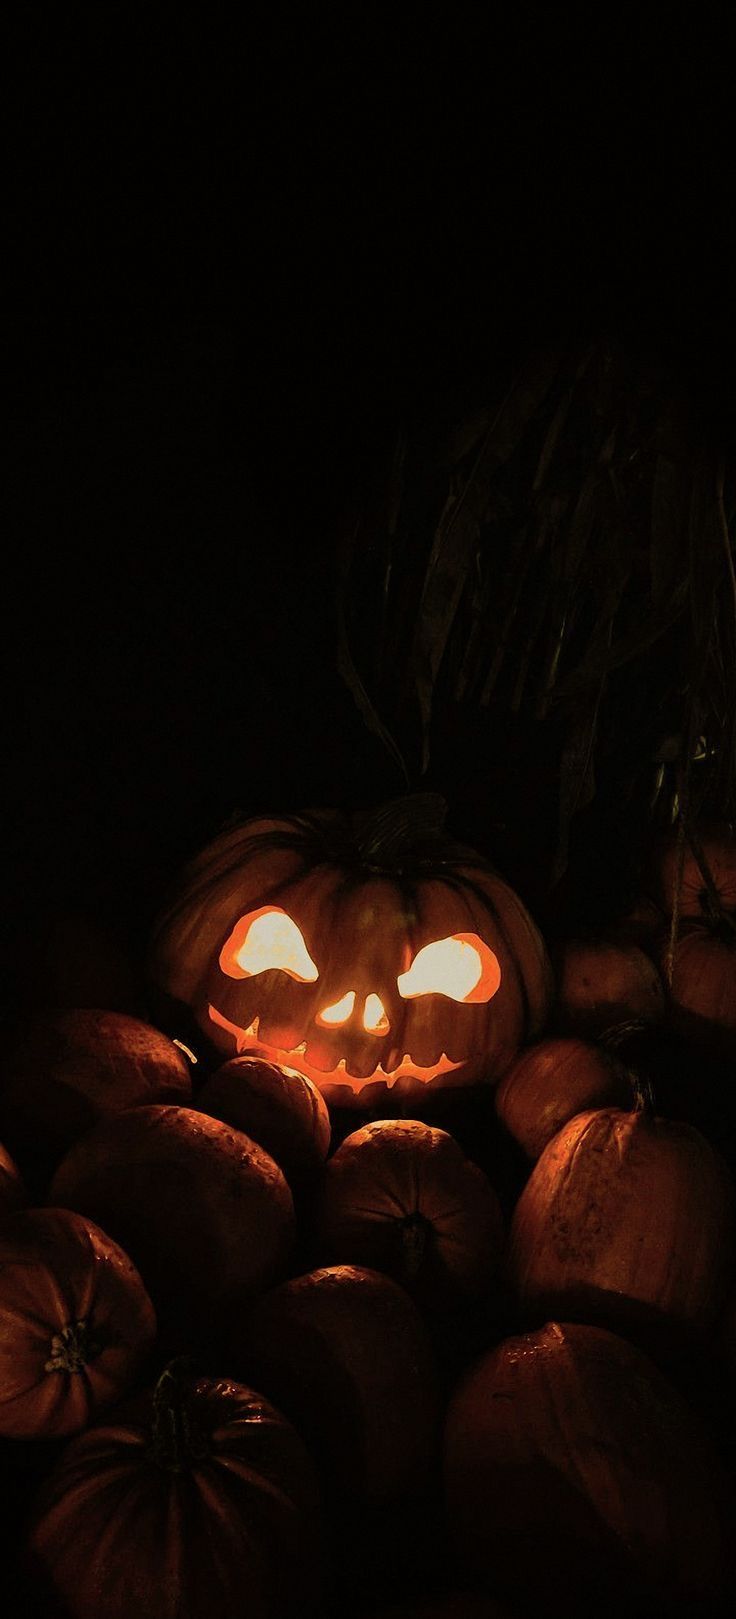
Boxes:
[207,1003,462,1089]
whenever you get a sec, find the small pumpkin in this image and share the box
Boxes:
[226,1264,440,1502]
[0,1207,156,1439]
[25,1359,323,1619]
[0,1009,192,1189]
[196,1054,331,1186]
[444,1320,734,1617]
[149,796,553,1110]
[48,1105,295,1341]
[663,924,736,1058]
[655,821,736,922]
[508,1096,735,1339]
[312,1119,504,1308]
[495,1036,629,1159]
[553,936,665,1035]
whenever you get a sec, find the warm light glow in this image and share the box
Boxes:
[363,992,390,1033]
[318,990,356,1026]
[220,907,319,982]
[207,1003,463,1090]
[397,934,501,1002]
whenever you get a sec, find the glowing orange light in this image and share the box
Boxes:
[397,934,501,1003]
[363,993,390,1033]
[220,907,319,982]
[318,990,356,1026]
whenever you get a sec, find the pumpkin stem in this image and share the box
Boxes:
[629,1069,657,1119]
[399,1212,429,1278]
[44,1318,101,1374]
[149,1357,210,1473]
[352,793,449,872]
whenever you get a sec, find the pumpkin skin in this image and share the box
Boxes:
[494,1036,629,1159]
[0,1137,27,1213]
[24,1367,323,1619]
[149,805,553,1109]
[226,1264,440,1502]
[312,1119,504,1308]
[554,936,665,1035]
[197,1055,331,1187]
[0,1207,156,1439]
[0,1009,192,1188]
[663,925,736,1057]
[444,1320,734,1618]
[48,1105,295,1340]
[655,821,736,921]
[508,1104,735,1338]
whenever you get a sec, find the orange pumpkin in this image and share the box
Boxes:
[494,1036,629,1159]
[149,797,552,1109]
[48,1105,294,1341]
[553,936,664,1035]
[508,1100,735,1339]
[444,1320,734,1617]
[663,925,736,1058]
[312,1118,504,1308]
[655,821,736,921]
[196,1054,331,1186]
[0,1009,192,1188]
[25,1361,323,1619]
[0,1207,156,1439]
[226,1265,440,1502]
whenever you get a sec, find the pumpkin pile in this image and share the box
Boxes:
[2,801,736,1619]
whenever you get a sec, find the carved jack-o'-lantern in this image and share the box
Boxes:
[150,797,552,1108]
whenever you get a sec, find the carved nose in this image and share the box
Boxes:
[316,992,390,1035]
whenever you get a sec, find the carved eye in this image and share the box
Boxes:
[220,907,319,982]
[397,934,501,1003]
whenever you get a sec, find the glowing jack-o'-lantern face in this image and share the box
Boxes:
[150,804,553,1108]
[209,904,503,1100]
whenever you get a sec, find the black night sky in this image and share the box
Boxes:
[6,14,735,1002]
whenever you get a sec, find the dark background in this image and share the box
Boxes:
[6,13,735,985]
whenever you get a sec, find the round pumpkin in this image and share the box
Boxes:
[48,1105,295,1340]
[312,1119,504,1308]
[0,1137,27,1213]
[226,1264,440,1502]
[444,1320,734,1617]
[196,1054,331,1186]
[149,796,553,1109]
[655,821,736,921]
[553,936,665,1035]
[508,1101,735,1338]
[0,1206,156,1439]
[494,1036,630,1159]
[663,925,736,1058]
[0,1009,192,1188]
[24,1360,322,1619]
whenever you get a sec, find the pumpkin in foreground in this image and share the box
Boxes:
[25,1361,323,1619]
[0,1207,156,1439]
[149,796,552,1108]
[444,1320,735,1617]
[226,1264,440,1502]
[508,1099,735,1339]
[312,1118,504,1308]
[48,1105,294,1339]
